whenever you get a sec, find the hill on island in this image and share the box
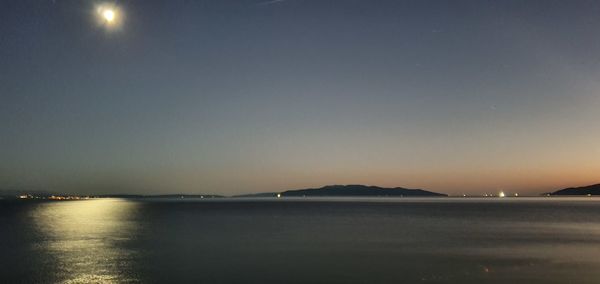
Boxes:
[279,184,446,197]
[551,183,600,196]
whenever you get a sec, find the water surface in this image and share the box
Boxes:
[2,197,600,283]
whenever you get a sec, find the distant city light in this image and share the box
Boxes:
[499,191,506,198]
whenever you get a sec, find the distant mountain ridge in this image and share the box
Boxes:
[280,184,446,197]
[2,185,445,199]
[551,183,600,196]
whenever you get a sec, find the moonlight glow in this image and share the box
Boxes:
[103,9,115,22]
[96,4,121,28]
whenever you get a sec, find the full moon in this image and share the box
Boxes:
[103,9,115,22]
[96,4,121,28]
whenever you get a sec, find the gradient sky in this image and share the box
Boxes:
[1,0,599,196]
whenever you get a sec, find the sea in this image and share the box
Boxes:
[2,197,600,283]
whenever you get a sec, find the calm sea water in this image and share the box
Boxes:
[2,197,600,283]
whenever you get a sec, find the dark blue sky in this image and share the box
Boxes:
[2,0,599,195]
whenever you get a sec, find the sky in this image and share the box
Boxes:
[1,0,599,196]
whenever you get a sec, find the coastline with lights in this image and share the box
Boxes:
[4,183,600,201]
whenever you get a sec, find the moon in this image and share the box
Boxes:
[102,9,115,23]
[96,4,121,28]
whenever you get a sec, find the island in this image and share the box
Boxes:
[551,183,600,196]
[278,184,446,197]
